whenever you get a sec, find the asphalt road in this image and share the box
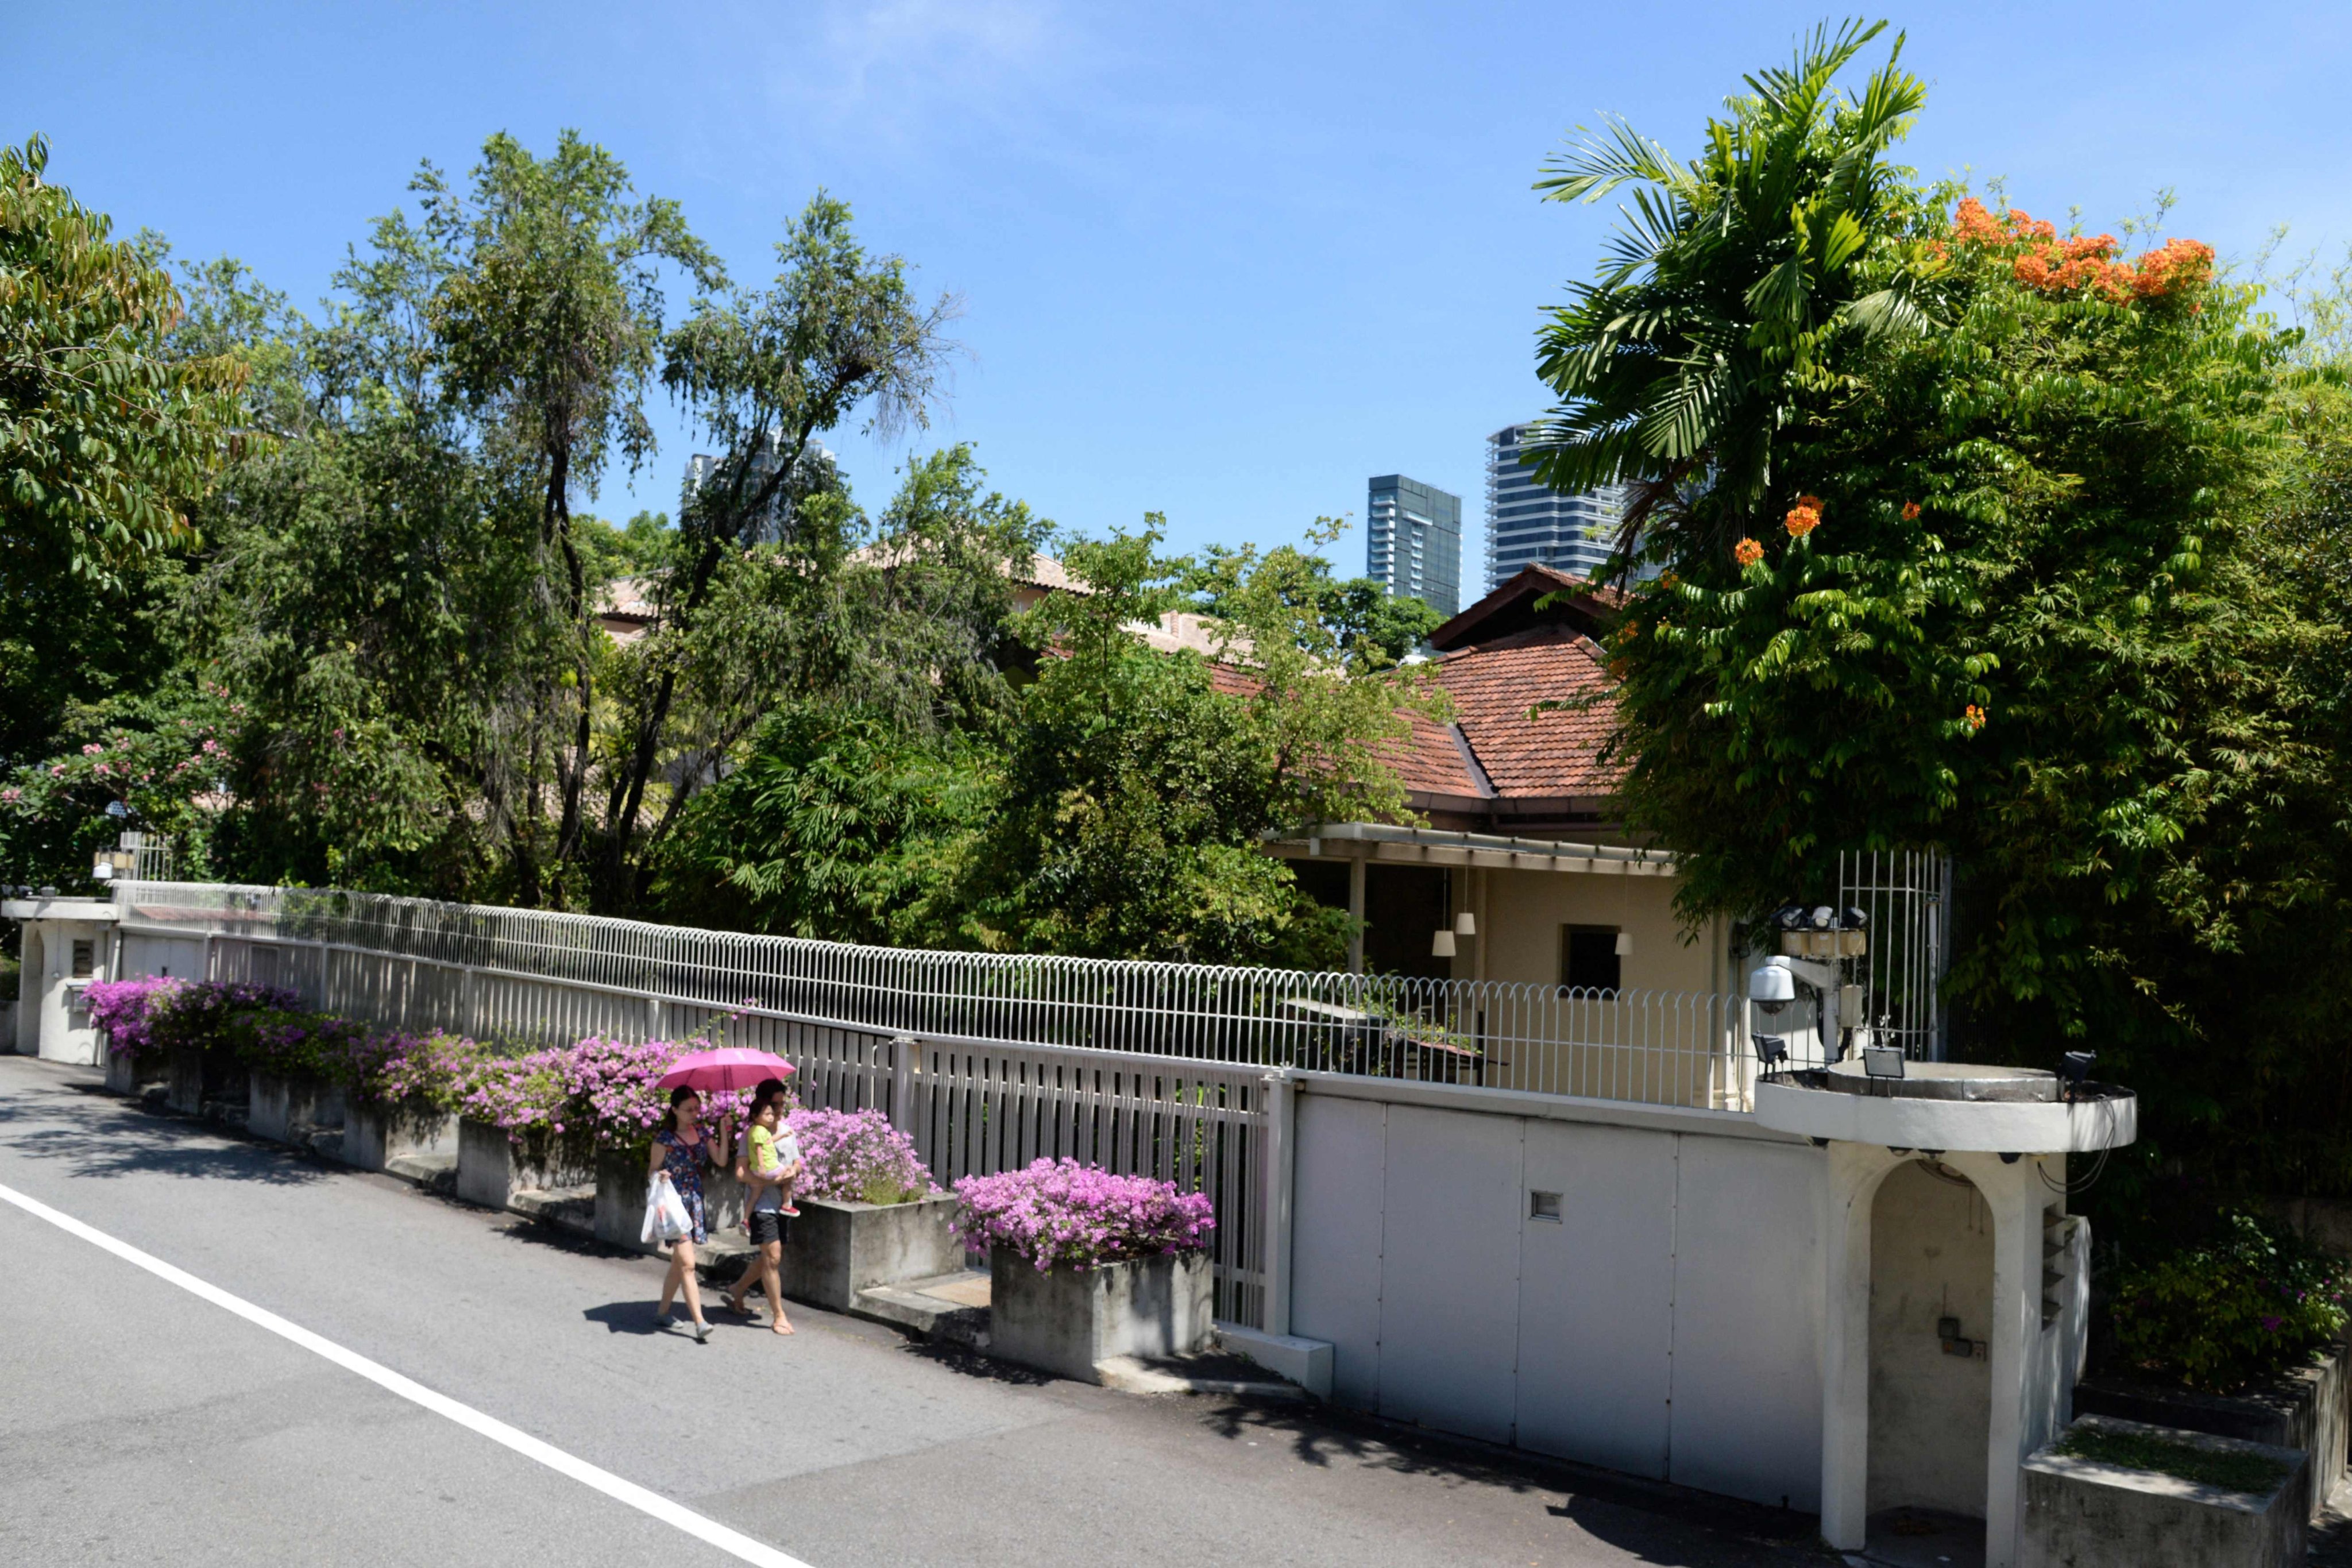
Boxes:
[0,1055,1827,1567]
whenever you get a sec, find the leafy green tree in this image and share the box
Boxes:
[1191,524,1445,665]
[1532,24,2351,1194]
[965,524,1434,964]
[653,702,985,945]
[596,195,961,908]
[0,140,248,886]
[1,134,248,588]
[420,132,721,904]
[1525,21,1927,566]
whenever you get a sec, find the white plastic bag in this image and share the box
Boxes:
[642,1175,692,1245]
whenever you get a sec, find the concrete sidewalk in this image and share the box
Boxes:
[0,1055,1830,1567]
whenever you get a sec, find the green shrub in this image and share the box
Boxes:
[2109,1211,2351,1392]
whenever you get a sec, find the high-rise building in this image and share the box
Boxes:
[681,434,836,543]
[1484,423,1629,590]
[1365,474,1462,618]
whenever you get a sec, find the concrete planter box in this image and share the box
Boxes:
[103,1050,166,1097]
[780,1194,963,1311]
[247,1072,346,1146]
[591,1145,747,1249]
[165,1045,239,1115]
[988,1246,1214,1383]
[2076,1333,2348,1520]
[454,1118,593,1212]
[2022,1415,2308,1568]
[342,1102,456,1172]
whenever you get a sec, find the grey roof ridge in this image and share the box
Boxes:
[1447,721,1499,800]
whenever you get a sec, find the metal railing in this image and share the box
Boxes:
[113,880,1751,1111]
[1836,849,1952,1061]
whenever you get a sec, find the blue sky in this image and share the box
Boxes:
[13,3,2352,581]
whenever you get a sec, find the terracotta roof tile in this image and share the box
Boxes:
[1434,627,1621,800]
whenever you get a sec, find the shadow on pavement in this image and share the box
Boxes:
[0,1082,331,1188]
[581,1301,672,1336]
[1200,1399,1829,1564]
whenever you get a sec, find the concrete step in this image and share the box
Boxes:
[384,1152,457,1193]
[854,1269,992,1349]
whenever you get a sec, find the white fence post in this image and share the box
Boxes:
[1261,1069,1296,1337]
[890,1034,917,1136]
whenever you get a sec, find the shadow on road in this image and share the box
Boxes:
[581,1301,672,1336]
[0,1083,331,1188]
[1199,1400,1829,1565]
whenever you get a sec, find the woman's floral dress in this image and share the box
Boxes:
[655,1129,713,1245]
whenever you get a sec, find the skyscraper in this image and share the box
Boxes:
[1484,423,1628,591]
[1365,474,1462,618]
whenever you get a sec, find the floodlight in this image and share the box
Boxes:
[1841,906,1870,930]
[1862,1045,1906,1080]
[1771,903,1808,931]
[1754,1034,1790,1074]
[1748,963,1797,1015]
[2059,1051,2097,1100]
[1810,905,1835,930]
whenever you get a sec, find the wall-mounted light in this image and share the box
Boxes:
[1431,929,1457,959]
[1454,912,1476,937]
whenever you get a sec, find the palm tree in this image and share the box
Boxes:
[1523,20,1929,569]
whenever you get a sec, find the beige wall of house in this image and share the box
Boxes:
[1452,866,1725,997]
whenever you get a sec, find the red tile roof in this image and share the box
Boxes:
[1434,625,1620,801]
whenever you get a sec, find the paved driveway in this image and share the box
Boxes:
[0,1056,1826,1566]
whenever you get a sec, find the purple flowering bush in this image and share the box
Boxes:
[952,1157,1215,1272]
[233,1009,372,1081]
[559,1036,759,1152]
[85,975,184,1059]
[149,980,302,1058]
[787,1107,937,1206]
[345,1029,482,1115]
[2110,1210,2352,1391]
[455,1046,578,1150]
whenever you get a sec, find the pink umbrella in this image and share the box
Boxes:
[656,1047,797,1093]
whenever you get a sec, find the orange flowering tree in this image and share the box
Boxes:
[1532,30,2352,1194]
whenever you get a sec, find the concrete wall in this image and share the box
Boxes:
[1868,1159,1994,1517]
[1289,1077,1824,1509]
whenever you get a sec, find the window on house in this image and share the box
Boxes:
[1559,925,1621,995]
[71,940,95,978]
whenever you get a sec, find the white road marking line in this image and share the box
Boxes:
[0,1179,814,1568]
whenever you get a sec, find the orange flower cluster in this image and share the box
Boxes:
[1785,495,1822,539]
[1734,537,1764,567]
[1901,501,1922,521]
[1948,198,2214,304]
[1964,704,1987,732]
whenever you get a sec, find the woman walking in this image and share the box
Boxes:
[724,1076,797,1335]
[649,1085,729,1342]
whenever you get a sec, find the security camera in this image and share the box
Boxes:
[1749,963,1797,1016]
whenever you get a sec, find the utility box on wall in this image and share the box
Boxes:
[5,895,121,1065]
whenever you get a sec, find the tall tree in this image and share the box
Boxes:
[1530,25,2351,1196]
[1523,21,1927,569]
[596,195,959,910]
[421,132,720,905]
[0,137,248,886]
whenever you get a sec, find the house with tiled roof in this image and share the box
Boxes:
[1268,565,1735,1006]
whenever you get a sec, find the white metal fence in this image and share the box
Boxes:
[113,878,1756,1326]
[113,880,1751,1108]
